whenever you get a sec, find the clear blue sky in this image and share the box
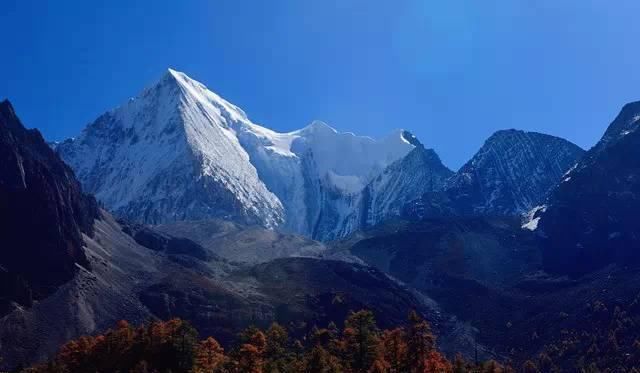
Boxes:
[1,1,639,169]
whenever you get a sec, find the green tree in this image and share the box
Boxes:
[265,323,290,373]
[170,319,199,371]
[305,345,343,373]
[343,310,379,372]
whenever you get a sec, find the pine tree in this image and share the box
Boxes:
[423,350,453,373]
[237,329,267,373]
[304,345,343,373]
[406,311,436,373]
[238,344,263,373]
[379,328,408,373]
[265,323,289,373]
[171,319,199,371]
[193,337,225,373]
[326,322,341,356]
[343,310,379,372]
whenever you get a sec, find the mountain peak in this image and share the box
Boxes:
[486,129,537,142]
[344,138,453,234]
[443,129,585,216]
[0,98,14,113]
[299,120,338,135]
[599,100,640,149]
[156,67,185,88]
[0,103,98,314]
[154,68,198,96]
[57,69,415,239]
[490,128,523,136]
[0,100,20,131]
[163,67,196,88]
[57,68,284,228]
[400,130,423,147]
[536,100,640,276]
[484,129,584,153]
[160,68,250,124]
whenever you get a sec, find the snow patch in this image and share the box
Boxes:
[522,205,547,231]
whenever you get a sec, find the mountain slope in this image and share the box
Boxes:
[407,130,584,219]
[313,140,454,240]
[57,69,284,228]
[0,211,447,370]
[327,217,541,360]
[356,140,454,229]
[329,217,640,370]
[0,100,98,315]
[155,219,327,264]
[531,101,640,276]
[57,69,415,237]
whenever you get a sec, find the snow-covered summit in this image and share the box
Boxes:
[296,120,338,135]
[57,69,416,236]
[57,68,284,227]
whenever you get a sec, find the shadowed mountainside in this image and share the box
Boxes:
[0,100,98,315]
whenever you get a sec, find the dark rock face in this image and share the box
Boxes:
[535,102,640,276]
[0,100,97,315]
[400,130,423,147]
[407,130,584,219]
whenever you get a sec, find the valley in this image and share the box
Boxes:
[2,69,640,371]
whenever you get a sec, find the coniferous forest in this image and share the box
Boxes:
[21,311,516,373]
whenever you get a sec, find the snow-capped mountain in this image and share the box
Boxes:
[57,69,284,228]
[407,130,584,220]
[315,139,454,239]
[57,69,415,236]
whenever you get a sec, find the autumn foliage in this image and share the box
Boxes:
[23,310,515,373]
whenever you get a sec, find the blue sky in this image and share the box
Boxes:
[1,0,639,169]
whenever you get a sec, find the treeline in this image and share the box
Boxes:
[22,310,528,373]
[18,299,640,372]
